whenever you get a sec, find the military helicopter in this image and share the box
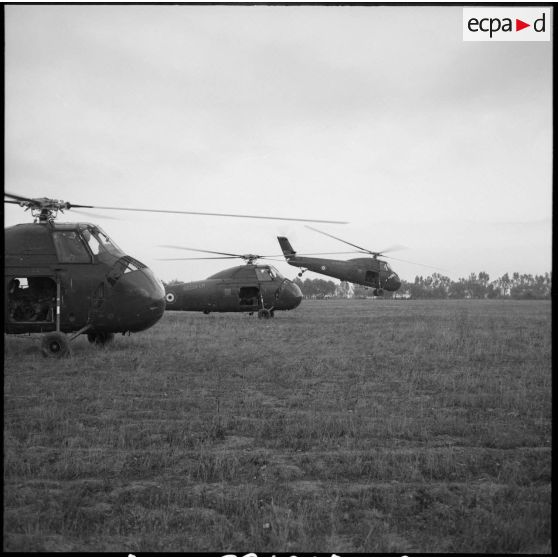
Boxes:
[159,247,302,318]
[4,193,345,357]
[277,226,404,296]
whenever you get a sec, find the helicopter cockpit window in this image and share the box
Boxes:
[255,267,275,281]
[106,256,147,285]
[124,261,139,273]
[80,226,123,257]
[82,229,101,255]
[380,262,390,272]
[52,231,90,263]
[269,266,284,279]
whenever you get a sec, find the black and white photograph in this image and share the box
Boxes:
[4,3,552,554]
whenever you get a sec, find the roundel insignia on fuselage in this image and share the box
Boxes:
[321,265,327,271]
[165,292,176,304]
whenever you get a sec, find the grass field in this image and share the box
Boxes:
[3,299,552,553]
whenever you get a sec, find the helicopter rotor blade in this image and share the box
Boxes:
[160,245,365,258]
[382,255,444,270]
[89,205,347,224]
[157,256,287,263]
[5,192,37,203]
[4,192,93,208]
[159,245,286,260]
[301,229,439,269]
[375,244,408,254]
[159,245,243,258]
[71,209,118,220]
[305,226,374,253]
[292,251,363,256]
[156,256,240,261]
[306,226,410,257]
[5,193,347,224]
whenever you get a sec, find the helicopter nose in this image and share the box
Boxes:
[287,281,303,308]
[390,275,402,291]
[111,268,166,331]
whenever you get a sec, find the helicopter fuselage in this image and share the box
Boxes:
[277,237,401,292]
[5,222,166,336]
[164,264,302,314]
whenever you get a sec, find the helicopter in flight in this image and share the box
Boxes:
[4,193,345,357]
[160,247,302,318]
[277,227,404,296]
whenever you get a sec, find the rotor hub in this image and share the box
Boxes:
[17,197,71,222]
[242,254,261,264]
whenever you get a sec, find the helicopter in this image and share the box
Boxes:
[4,193,346,357]
[160,247,302,318]
[277,227,404,296]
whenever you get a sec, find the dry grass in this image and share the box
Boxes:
[3,299,552,553]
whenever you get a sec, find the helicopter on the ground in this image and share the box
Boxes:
[277,227,404,296]
[160,247,302,318]
[5,193,345,356]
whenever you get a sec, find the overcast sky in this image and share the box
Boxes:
[4,4,552,284]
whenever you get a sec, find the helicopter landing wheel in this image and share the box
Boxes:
[41,332,71,358]
[87,331,115,345]
[373,288,384,296]
[258,309,271,319]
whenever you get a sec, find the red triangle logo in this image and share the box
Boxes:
[516,19,530,31]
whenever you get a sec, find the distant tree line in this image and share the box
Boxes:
[294,272,552,300]
[293,277,337,299]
